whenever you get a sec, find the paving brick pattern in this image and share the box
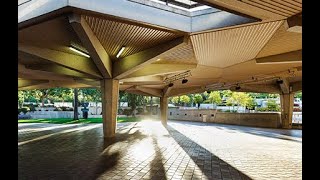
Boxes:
[18,121,301,180]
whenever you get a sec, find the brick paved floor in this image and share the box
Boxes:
[18,120,301,180]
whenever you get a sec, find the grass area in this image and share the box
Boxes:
[18,117,142,124]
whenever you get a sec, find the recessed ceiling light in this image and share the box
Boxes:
[116,46,125,58]
[69,46,90,58]
[156,59,161,61]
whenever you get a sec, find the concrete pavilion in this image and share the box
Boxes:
[18,0,302,138]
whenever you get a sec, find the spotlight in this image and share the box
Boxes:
[276,79,283,84]
[235,86,241,90]
[182,78,188,84]
[206,91,211,94]
[168,82,174,87]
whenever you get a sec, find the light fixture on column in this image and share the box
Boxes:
[206,90,211,94]
[168,82,174,87]
[182,78,188,84]
[69,45,90,58]
[235,84,241,90]
[116,46,126,58]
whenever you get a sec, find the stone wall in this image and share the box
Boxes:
[168,108,281,128]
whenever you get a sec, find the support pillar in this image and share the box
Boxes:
[101,79,119,138]
[160,97,168,126]
[280,93,294,129]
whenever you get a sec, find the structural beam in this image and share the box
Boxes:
[291,81,302,93]
[160,97,168,126]
[25,64,91,78]
[134,86,163,97]
[69,14,112,78]
[18,44,102,78]
[18,79,49,88]
[284,13,302,33]
[169,86,204,97]
[232,84,281,94]
[101,79,119,138]
[163,85,173,97]
[278,78,290,94]
[18,63,75,81]
[280,93,294,129]
[113,37,187,79]
[255,50,302,64]
[126,64,197,78]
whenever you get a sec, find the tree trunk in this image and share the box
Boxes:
[73,88,79,120]
[95,101,98,115]
[150,96,153,115]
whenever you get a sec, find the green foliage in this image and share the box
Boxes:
[295,91,302,100]
[18,117,142,124]
[208,91,222,105]
[127,93,144,116]
[18,107,30,115]
[180,95,190,106]
[193,94,203,109]
[256,107,268,112]
[227,92,250,106]
[171,96,180,105]
[266,99,280,111]
[246,97,257,110]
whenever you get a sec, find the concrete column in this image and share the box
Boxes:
[160,97,168,126]
[280,93,294,129]
[101,79,119,138]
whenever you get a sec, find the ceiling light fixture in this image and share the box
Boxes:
[235,84,241,90]
[156,59,161,61]
[116,46,125,58]
[168,82,174,87]
[69,46,90,58]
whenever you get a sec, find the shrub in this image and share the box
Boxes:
[136,107,144,114]
[256,107,268,112]
[266,100,280,111]
[18,107,30,114]
[123,109,132,116]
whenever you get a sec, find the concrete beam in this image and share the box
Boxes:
[278,78,290,94]
[25,64,91,78]
[18,79,49,88]
[125,64,197,78]
[19,44,102,78]
[101,79,119,138]
[163,85,173,97]
[69,14,112,78]
[169,86,204,97]
[255,50,302,64]
[284,13,302,33]
[113,37,187,79]
[134,86,163,97]
[291,81,302,93]
[232,84,281,94]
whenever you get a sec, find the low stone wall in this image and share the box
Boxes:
[27,111,76,119]
[168,108,281,128]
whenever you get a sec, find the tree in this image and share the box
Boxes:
[295,91,302,100]
[246,97,257,110]
[226,92,250,111]
[180,95,190,107]
[80,88,101,115]
[171,96,180,106]
[127,93,144,117]
[266,99,280,111]
[18,91,25,108]
[207,91,222,108]
[193,94,203,109]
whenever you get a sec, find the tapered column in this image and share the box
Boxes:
[101,79,119,138]
[280,93,294,129]
[160,97,168,126]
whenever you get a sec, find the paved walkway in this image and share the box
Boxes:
[18,121,301,180]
